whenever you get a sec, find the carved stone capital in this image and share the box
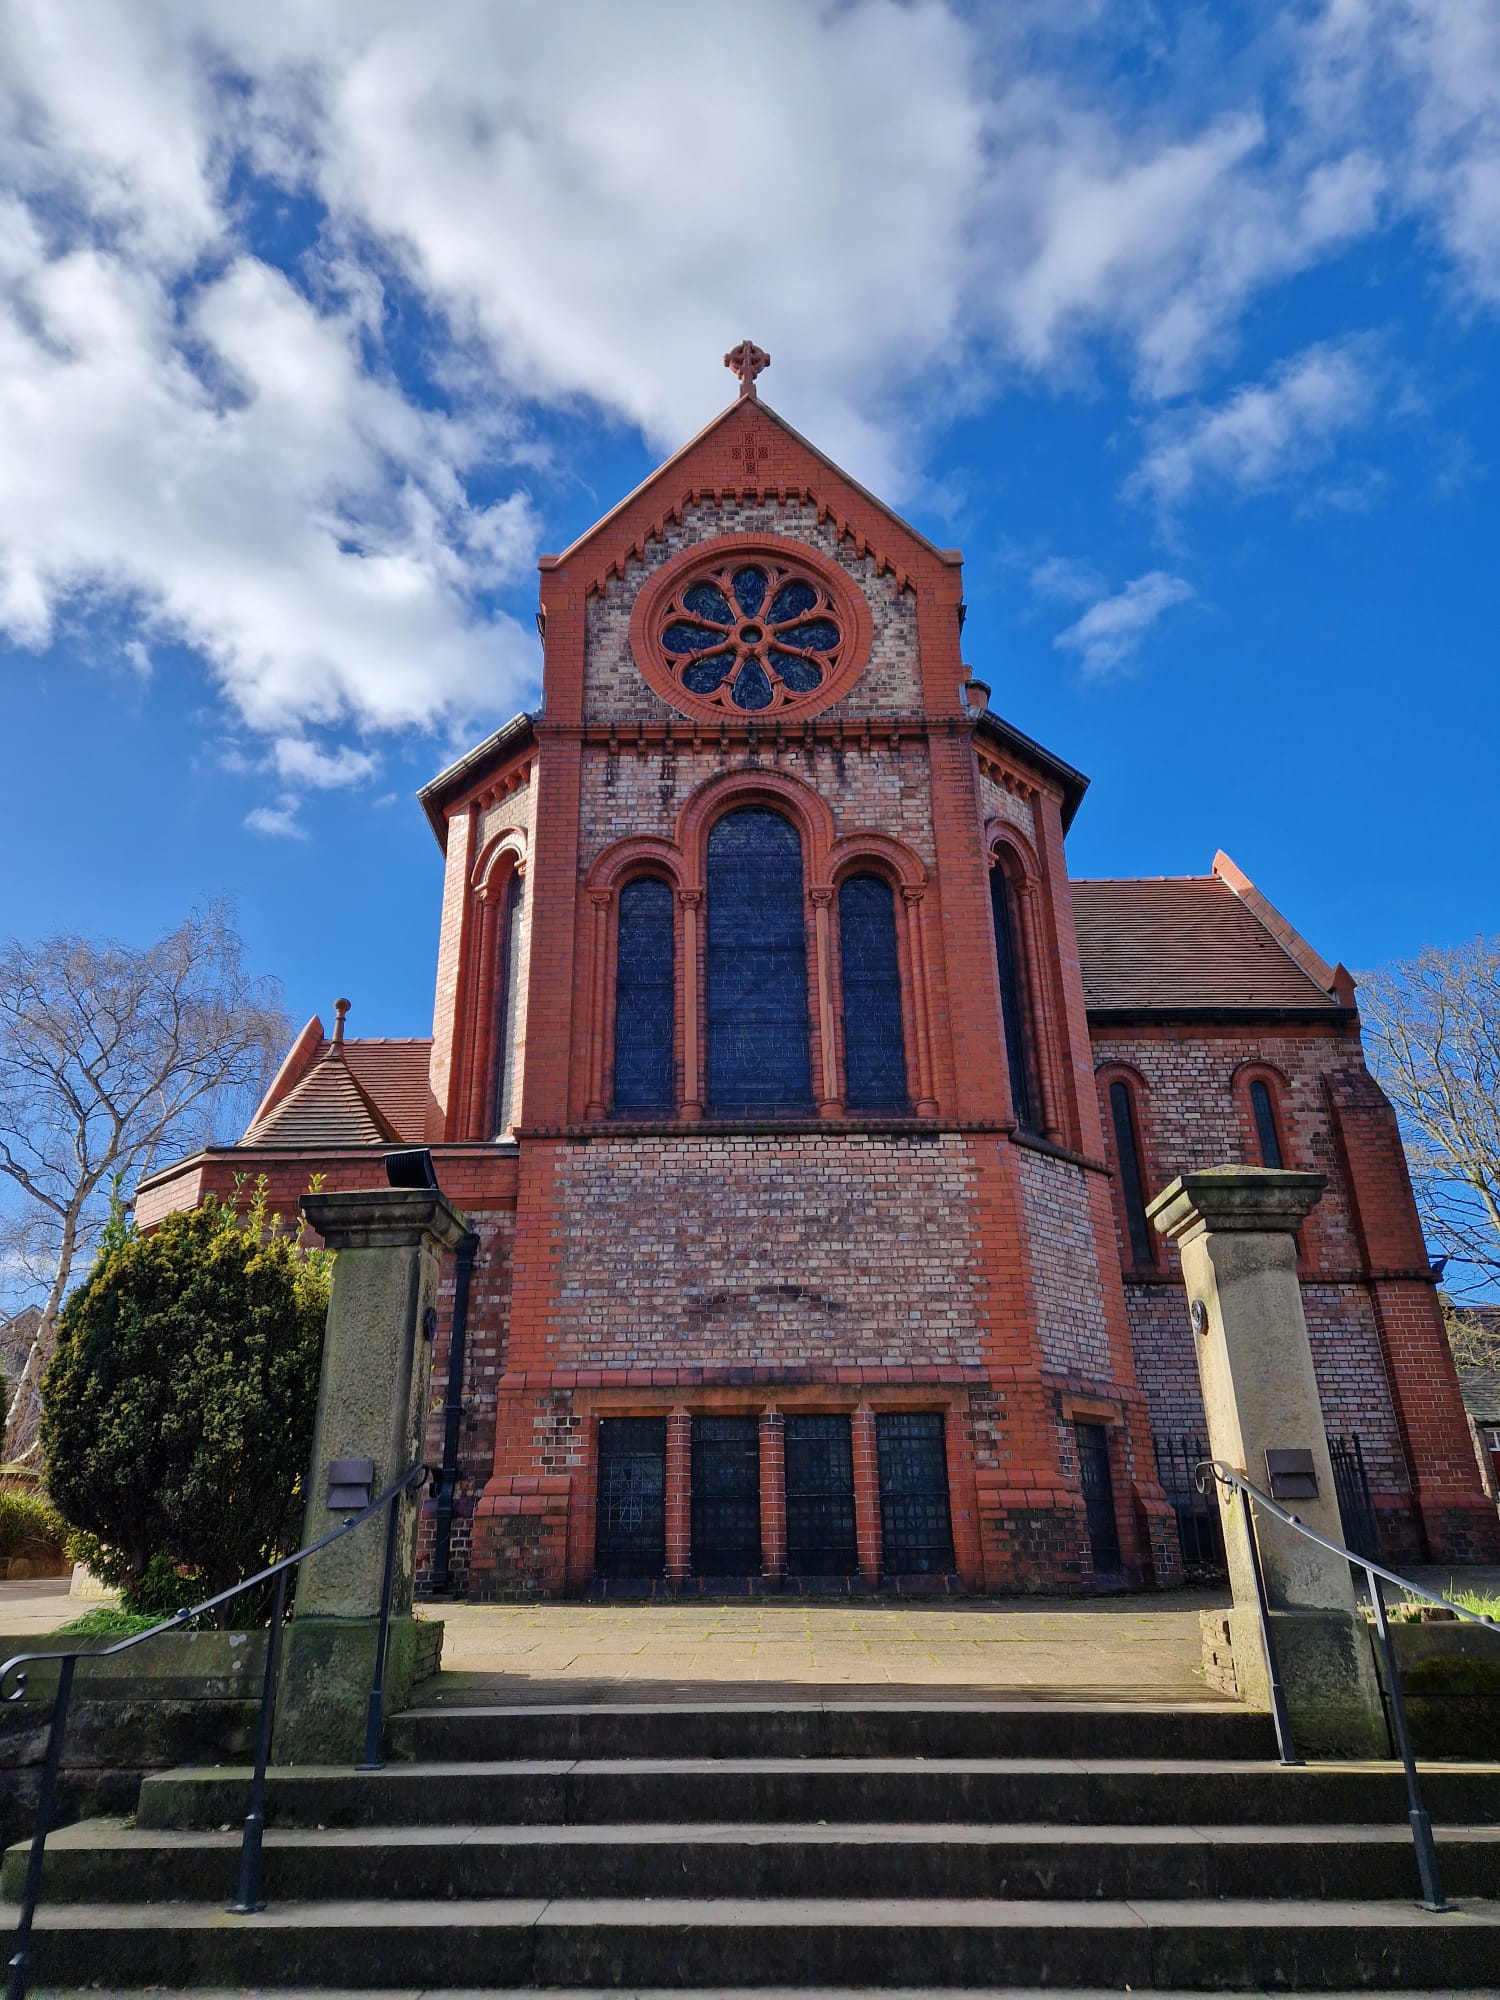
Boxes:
[809,886,835,909]
[678,888,704,910]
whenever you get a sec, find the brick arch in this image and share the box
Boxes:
[984,818,1042,884]
[823,834,937,1116]
[471,825,529,898]
[584,833,688,896]
[1231,1059,1296,1168]
[675,767,836,891]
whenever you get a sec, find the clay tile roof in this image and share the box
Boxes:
[1071,877,1342,1014]
[243,1045,402,1148]
[340,1039,438,1145]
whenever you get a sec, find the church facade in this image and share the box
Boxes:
[139,351,1499,1594]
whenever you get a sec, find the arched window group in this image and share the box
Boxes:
[593,803,921,1121]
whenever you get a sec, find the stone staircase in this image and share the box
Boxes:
[4,1696,1500,1991]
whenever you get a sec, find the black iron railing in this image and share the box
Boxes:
[1,1457,429,2000]
[1197,1456,1500,1914]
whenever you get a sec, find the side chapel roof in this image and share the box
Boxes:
[240,1009,436,1147]
[1072,853,1353,1019]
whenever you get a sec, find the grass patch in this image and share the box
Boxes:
[52,1606,171,1639]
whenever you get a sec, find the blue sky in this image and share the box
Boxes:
[2,0,1497,1048]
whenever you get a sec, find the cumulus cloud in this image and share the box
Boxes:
[1131,339,1382,506]
[1053,572,1195,678]
[1,0,1497,804]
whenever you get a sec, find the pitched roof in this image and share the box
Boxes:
[340,1039,438,1144]
[1071,866,1347,1017]
[242,1042,402,1148]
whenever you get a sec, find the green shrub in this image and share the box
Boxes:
[0,1488,66,1561]
[41,1185,328,1626]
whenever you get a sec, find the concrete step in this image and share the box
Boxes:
[134,1758,1500,1831]
[3,1893,1498,1989]
[9,1818,1500,1906]
[388,1699,1278,1765]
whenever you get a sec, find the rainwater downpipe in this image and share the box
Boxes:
[430,1228,480,1594]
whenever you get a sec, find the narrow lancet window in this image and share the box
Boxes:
[706,807,812,1115]
[492,870,525,1137]
[1250,1078,1284,1168]
[1109,1079,1154,1268]
[839,874,908,1110]
[990,864,1035,1131]
[613,877,675,1113]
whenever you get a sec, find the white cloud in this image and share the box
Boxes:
[0,0,1497,795]
[245,800,306,840]
[271,738,379,789]
[1131,338,1381,505]
[1053,571,1194,678]
[1030,555,1107,604]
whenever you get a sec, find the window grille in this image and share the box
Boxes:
[1075,1421,1122,1575]
[613,877,674,1112]
[876,1412,954,1575]
[690,1416,762,1576]
[706,808,812,1115]
[594,1418,666,1578]
[838,874,908,1111]
[785,1414,857,1576]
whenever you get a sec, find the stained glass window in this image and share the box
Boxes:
[839,874,908,1110]
[990,865,1035,1132]
[1108,1079,1154,1268]
[492,870,525,1138]
[613,877,674,1113]
[651,555,844,715]
[706,807,812,1114]
[1250,1078,1284,1168]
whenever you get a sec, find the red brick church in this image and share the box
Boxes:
[140,346,1499,1595]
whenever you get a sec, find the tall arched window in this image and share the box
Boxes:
[706,807,812,1115]
[613,877,675,1113]
[1107,1077,1155,1268]
[491,869,525,1136]
[990,862,1035,1131]
[839,874,908,1110]
[1249,1078,1284,1168]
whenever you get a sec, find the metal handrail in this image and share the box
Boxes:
[2,1457,430,2000]
[1196,1456,1500,1914]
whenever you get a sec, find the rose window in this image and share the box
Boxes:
[653,557,846,714]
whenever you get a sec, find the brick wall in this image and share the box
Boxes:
[1017,1146,1112,1378]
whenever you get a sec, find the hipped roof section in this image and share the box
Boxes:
[242,1017,436,1147]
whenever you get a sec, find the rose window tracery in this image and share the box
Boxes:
[653,557,847,714]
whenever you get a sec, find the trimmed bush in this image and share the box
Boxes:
[0,1488,66,1562]
[41,1191,328,1623]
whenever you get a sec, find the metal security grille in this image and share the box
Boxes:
[838,875,908,1111]
[706,808,813,1115]
[1328,1433,1382,1563]
[1152,1431,1225,1569]
[784,1414,857,1576]
[876,1412,955,1575]
[691,1416,762,1576]
[594,1418,666,1578]
[1075,1421,1122,1576]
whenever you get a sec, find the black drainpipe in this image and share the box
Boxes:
[429,1228,481,1595]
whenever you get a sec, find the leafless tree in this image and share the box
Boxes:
[0,904,289,1460]
[1359,935,1500,1303]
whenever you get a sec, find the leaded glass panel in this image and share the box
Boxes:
[613,877,674,1113]
[838,874,908,1110]
[990,866,1035,1132]
[691,1415,761,1576]
[595,1417,666,1578]
[785,1414,857,1576]
[706,808,812,1115]
[1250,1079,1284,1168]
[1108,1080,1154,1268]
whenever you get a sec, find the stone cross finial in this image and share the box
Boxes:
[724,339,770,398]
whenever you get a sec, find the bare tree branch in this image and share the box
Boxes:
[0,903,290,1458]
[1360,935,1500,1302]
